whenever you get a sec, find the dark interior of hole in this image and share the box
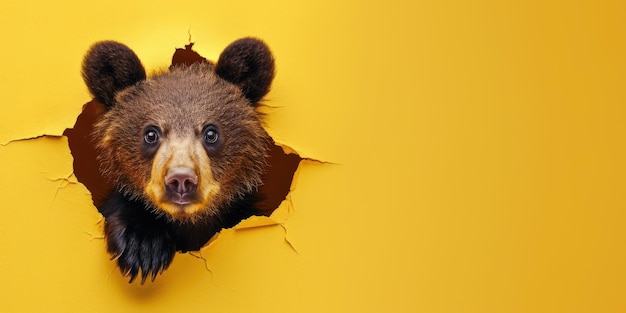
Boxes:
[64,101,113,208]
[64,43,300,218]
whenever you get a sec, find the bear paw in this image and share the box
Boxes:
[105,217,176,284]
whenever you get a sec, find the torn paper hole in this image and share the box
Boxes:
[63,42,302,236]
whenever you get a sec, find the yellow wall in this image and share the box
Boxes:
[1,0,626,312]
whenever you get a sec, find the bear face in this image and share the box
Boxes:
[81,38,275,283]
[93,63,270,222]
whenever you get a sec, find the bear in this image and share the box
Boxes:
[81,37,275,284]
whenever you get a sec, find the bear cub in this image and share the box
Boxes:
[82,38,275,284]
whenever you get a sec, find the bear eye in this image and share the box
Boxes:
[204,125,219,144]
[143,127,160,144]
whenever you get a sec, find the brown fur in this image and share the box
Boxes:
[82,38,275,283]
[94,63,270,221]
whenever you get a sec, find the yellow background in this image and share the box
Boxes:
[1,0,625,312]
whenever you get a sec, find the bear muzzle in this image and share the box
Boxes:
[164,167,198,205]
[144,138,222,220]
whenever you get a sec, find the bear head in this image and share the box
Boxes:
[82,38,275,223]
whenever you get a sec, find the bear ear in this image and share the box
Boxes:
[82,41,146,108]
[215,37,275,105]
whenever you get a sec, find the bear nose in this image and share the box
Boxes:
[165,167,198,195]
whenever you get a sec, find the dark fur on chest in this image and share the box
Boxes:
[100,191,258,283]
